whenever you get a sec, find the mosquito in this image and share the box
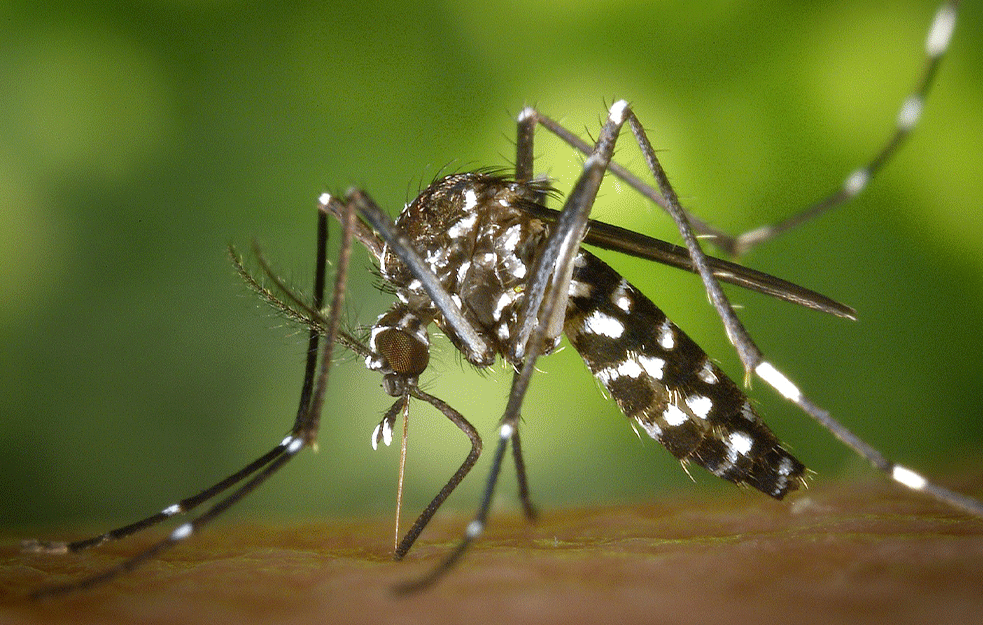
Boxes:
[24,0,977,598]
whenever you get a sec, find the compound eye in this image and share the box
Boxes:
[374,327,429,376]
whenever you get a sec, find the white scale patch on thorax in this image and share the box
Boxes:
[463,188,478,211]
[501,224,522,252]
[447,212,478,239]
[456,260,471,285]
[493,290,517,321]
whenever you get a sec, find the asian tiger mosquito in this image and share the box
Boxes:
[22,0,980,598]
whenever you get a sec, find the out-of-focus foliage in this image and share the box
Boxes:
[2,0,981,527]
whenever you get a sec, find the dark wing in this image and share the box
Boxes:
[519,202,856,320]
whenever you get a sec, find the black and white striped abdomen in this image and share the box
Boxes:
[564,250,806,499]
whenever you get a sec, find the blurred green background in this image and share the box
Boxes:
[2,0,981,532]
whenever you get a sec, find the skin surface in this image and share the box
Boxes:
[3,473,982,625]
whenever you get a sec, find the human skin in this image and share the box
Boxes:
[3,474,982,625]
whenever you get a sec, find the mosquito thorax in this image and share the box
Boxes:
[380,173,554,368]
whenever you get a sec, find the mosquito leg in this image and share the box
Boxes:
[295,197,355,446]
[510,425,537,521]
[394,416,510,595]
[521,1,959,258]
[290,201,329,442]
[393,389,482,560]
[30,438,304,600]
[621,103,983,518]
[729,0,959,256]
[27,196,357,598]
[515,106,536,183]
[510,101,629,362]
[518,200,857,318]
[22,442,291,556]
[24,211,334,558]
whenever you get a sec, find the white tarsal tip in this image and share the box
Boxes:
[280,435,294,447]
[755,362,802,402]
[742,225,773,246]
[843,169,869,197]
[500,423,515,439]
[517,107,535,122]
[892,465,927,490]
[926,4,956,57]
[161,504,182,516]
[170,523,193,541]
[287,437,304,454]
[897,96,923,131]
[317,192,332,205]
[466,520,484,538]
[609,100,629,124]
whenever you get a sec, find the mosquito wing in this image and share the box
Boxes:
[520,202,855,320]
